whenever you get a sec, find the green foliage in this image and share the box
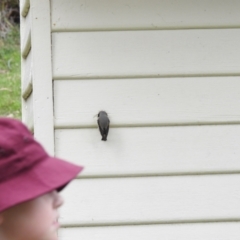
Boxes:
[0,26,21,118]
[0,0,20,38]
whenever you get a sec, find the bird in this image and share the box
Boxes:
[97,111,110,141]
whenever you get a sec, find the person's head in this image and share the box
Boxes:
[0,190,63,240]
[0,118,83,240]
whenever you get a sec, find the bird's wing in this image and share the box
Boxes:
[104,124,109,136]
[97,119,104,136]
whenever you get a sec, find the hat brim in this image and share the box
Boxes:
[0,157,83,212]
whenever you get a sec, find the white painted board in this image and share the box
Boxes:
[51,0,240,31]
[59,222,240,240]
[54,77,240,127]
[30,0,54,154]
[52,29,240,78]
[59,175,240,225]
[55,125,240,176]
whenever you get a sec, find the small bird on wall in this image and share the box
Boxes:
[97,111,110,141]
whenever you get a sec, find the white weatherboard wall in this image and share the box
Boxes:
[20,0,240,239]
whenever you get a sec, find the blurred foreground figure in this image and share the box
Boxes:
[0,118,84,240]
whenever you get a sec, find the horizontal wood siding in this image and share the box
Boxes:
[52,29,240,79]
[60,175,240,225]
[59,223,240,240]
[54,77,240,127]
[51,0,240,31]
[51,0,240,237]
[55,125,240,177]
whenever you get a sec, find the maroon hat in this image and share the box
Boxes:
[0,118,83,212]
